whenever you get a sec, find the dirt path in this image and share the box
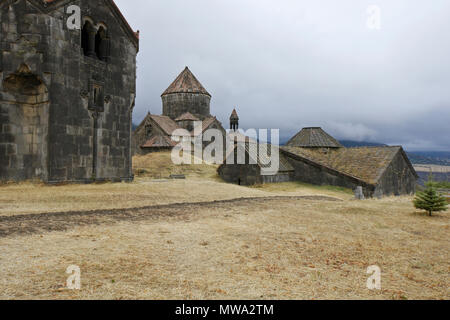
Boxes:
[0,196,340,238]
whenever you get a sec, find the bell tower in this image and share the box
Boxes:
[230,108,239,131]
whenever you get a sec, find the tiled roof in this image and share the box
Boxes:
[149,114,182,136]
[224,142,294,173]
[141,135,177,148]
[251,144,294,172]
[162,67,211,97]
[191,116,219,135]
[175,112,199,122]
[281,146,412,185]
[287,127,343,148]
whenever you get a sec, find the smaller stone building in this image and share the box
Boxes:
[283,127,418,197]
[133,67,226,154]
[218,142,294,186]
[218,126,418,198]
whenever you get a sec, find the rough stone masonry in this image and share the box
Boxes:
[0,0,139,183]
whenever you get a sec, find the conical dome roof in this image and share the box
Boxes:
[230,109,239,120]
[161,67,211,97]
[287,127,343,148]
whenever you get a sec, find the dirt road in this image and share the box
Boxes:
[0,196,340,238]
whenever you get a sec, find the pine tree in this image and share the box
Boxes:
[414,176,448,216]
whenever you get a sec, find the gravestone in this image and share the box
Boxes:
[355,186,365,200]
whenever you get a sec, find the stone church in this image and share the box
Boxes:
[0,0,138,183]
[133,67,226,154]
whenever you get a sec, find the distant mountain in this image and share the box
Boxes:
[339,140,387,148]
[416,171,450,186]
[132,123,138,131]
[406,152,450,166]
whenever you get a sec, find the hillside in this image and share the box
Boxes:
[407,152,450,166]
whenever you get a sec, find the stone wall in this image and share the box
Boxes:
[262,173,293,184]
[131,115,169,155]
[162,93,211,120]
[374,151,417,197]
[0,0,137,183]
[283,153,376,197]
[218,164,262,186]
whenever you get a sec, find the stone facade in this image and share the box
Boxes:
[218,163,293,186]
[162,92,211,121]
[281,145,418,198]
[161,67,212,121]
[218,143,295,186]
[282,151,376,197]
[373,150,418,197]
[0,0,138,183]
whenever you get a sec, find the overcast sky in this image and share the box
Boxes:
[115,0,450,151]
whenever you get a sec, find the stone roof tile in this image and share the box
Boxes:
[281,146,410,185]
[287,127,343,148]
[162,67,211,97]
[141,135,177,148]
[175,112,199,122]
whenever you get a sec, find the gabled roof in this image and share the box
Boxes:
[281,146,416,185]
[148,114,182,136]
[14,0,139,49]
[223,143,294,173]
[287,127,343,148]
[162,67,211,97]
[230,109,239,120]
[141,135,177,148]
[175,112,199,122]
[191,116,220,135]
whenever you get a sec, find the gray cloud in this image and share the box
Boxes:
[115,0,450,151]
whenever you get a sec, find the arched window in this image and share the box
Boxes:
[81,21,89,55]
[95,26,109,62]
[145,124,153,138]
[3,64,48,105]
[81,20,96,58]
[81,20,109,62]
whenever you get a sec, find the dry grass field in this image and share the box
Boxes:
[0,152,448,300]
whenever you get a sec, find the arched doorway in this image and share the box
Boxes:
[0,64,49,181]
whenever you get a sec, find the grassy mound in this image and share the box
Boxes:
[133,151,219,179]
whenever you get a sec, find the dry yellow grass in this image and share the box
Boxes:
[0,153,448,300]
[0,153,349,217]
[0,194,448,300]
[133,151,219,179]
